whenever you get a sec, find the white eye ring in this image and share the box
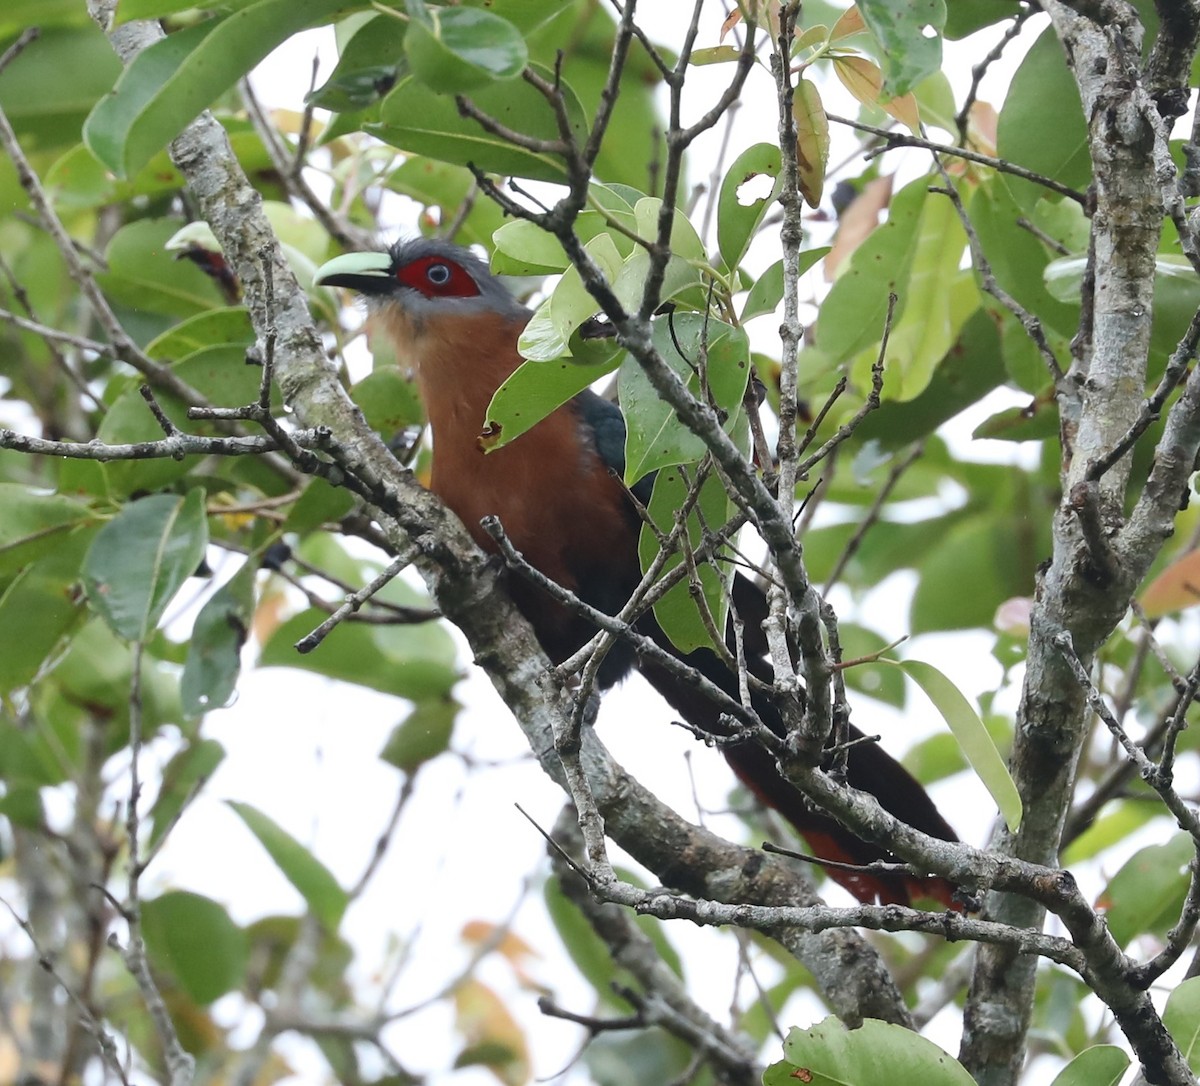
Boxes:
[426,262,452,285]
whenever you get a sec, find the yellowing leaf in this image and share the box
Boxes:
[831,4,866,39]
[1141,549,1200,618]
[453,978,530,1086]
[794,78,830,209]
[832,54,884,109]
[882,90,921,134]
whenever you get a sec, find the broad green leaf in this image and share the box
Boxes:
[944,0,1020,39]
[910,506,1042,633]
[742,260,785,323]
[838,624,906,707]
[765,1017,974,1086]
[82,491,209,642]
[259,607,459,701]
[0,485,94,578]
[0,527,93,694]
[96,343,267,497]
[85,0,355,178]
[181,562,255,717]
[352,367,425,436]
[141,891,247,1004]
[854,306,1006,450]
[1049,1046,1129,1086]
[886,658,1021,831]
[1099,833,1192,947]
[372,64,588,183]
[148,738,225,853]
[114,0,258,20]
[717,143,782,270]
[1061,800,1158,864]
[279,479,358,538]
[637,466,738,654]
[544,867,683,1012]
[144,307,254,360]
[1045,253,1200,364]
[97,218,228,318]
[483,350,623,452]
[405,6,526,93]
[386,157,507,248]
[518,233,625,361]
[381,697,459,772]
[1165,977,1200,1075]
[228,801,349,930]
[741,250,828,324]
[859,0,946,98]
[492,219,574,274]
[308,12,408,112]
[996,26,1090,210]
[817,176,927,361]
[859,198,973,402]
[0,0,87,34]
[971,180,1079,341]
[0,26,121,152]
[620,314,751,483]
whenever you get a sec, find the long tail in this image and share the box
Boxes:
[637,575,959,907]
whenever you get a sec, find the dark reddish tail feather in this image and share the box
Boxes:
[637,575,959,908]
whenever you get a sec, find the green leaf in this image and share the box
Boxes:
[839,625,906,707]
[83,491,209,642]
[406,6,527,93]
[380,697,459,772]
[483,351,623,452]
[817,176,927,362]
[637,466,738,654]
[544,867,683,1012]
[0,526,93,695]
[228,801,349,930]
[0,485,94,578]
[717,143,782,271]
[97,218,228,318]
[1165,976,1200,1075]
[386,157,507,248]
[352,367,426,435]
[181,562,255,717]
[308,12,408,111]
[84,0,355,178]
[372,63,588,183]
[259,607,459,701]
[1100,833,1192,947]
[0,26,122,152]
[741,260,785,323]
[996,26,1090,210]
[620,315,751,483]
[858,0,946,97]
[765,1016,974,1086]
[861,192,972,402]
[148,738,225,854]
[1048,1046,1129,1086]
[887,658,1021,831]
[518,233,625,360]
[141,890,247,1004]
[144,306,254,360]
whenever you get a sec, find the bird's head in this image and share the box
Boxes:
[314,238,527,331]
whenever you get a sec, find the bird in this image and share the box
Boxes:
[314,237,959,907]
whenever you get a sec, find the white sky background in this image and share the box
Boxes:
[23,6,1185,1085]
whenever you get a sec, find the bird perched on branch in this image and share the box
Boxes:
[315,237,958,907]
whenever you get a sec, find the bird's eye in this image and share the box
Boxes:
[426,262,452,286]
